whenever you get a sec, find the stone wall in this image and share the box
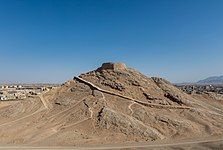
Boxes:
[99,62,126,71]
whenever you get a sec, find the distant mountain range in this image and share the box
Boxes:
[197,75,223,84]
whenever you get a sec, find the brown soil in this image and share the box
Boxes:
[0,63,223,147]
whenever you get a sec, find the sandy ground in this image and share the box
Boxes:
[0,68,223,149]
[0,136,222,149]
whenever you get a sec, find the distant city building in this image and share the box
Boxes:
[177,84,223,95]
[0,84,56,101]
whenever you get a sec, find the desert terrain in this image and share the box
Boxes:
[0,63,223,149]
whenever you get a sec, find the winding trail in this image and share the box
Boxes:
[62,118,91,129]
[0,99,46,127]
[128,102,135,115]
[47,97,88,120]
[0,107,45,127]
[74,76,191,110]
[39,95,49,109]
[0,95,49,127]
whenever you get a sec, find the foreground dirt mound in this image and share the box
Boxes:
[0,62,223,146]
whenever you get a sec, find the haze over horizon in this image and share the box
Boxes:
[0,0,223,84]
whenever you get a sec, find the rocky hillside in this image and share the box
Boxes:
[0,62,223,146]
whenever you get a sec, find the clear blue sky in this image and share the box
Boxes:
[0,0,223,84]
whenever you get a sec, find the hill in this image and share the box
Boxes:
[0,62,223,147]
[197,75,223,84]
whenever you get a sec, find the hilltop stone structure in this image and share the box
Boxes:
[97,62,126,72]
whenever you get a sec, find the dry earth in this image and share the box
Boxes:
[0,63,223,149]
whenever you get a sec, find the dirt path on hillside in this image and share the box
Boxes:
[75,76,191,109]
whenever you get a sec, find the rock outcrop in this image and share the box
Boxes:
[0,62,223,147]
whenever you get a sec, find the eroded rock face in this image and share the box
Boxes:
[97,107,164,140]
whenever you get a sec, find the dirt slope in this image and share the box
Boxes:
[0,63,223,146]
